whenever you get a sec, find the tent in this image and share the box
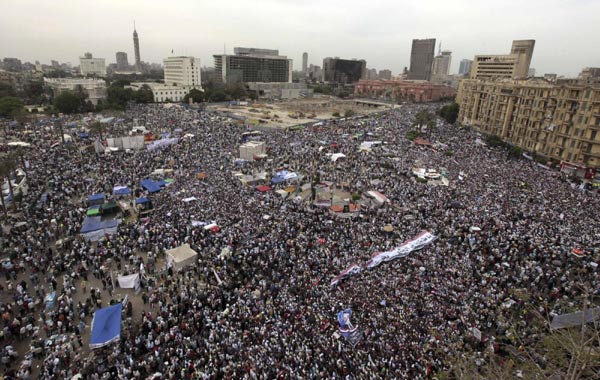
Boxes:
[86,206,101,216]
[256,185,271,192]
[80,216,121,241]
[166,244,198,269]
[135,197,149,204]
[88,193,105,205]
[113,186,131,196]
[90,303,122,349]
[203,223,220,232]
[141,179,166,193]
[550,308,600,330]
[331,153,346,162]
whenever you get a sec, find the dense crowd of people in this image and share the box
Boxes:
[0,102,598,379]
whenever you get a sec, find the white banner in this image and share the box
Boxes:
[366,231,437,269]
[117,273,140,289]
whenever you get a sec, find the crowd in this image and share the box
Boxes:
[0,102,599,379]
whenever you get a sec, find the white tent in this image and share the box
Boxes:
[166,244,198,270]
[117,273,140,289]
[331,153,346,162]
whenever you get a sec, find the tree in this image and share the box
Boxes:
[106,85,135,110]
[0,157,16,211]
[332,112,340,117]
[90,121,106,140]
[344,109,356,117]
[53,90,84,114]
[23,80,45,104]
[208,89,228,102]
[134,84,154,103]
[0,96,24,118]
[440,103,460,124]
[226,83,247,100]
[0,83,16,98]
[183,88,204,103]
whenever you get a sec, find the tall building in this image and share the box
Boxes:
[510,39,535,78]
[116,52,129,71]
[214,48,292,84]
[302,52,308,75]
[469,39,535,80]
[2,58,22,72]
[407,38,436,81]
[322,57,366,84]
[133,24,141,73]
[458,59,473,76]
[163,56,202,88]
[79,53,106,77]
[528,68,536,77]
[378,69,392,80]
[457,78,600,167]
[51,60,60,69]
[432,50,452,82]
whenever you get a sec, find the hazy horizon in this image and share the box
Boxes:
[1,0,599,77]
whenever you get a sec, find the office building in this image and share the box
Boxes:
[378,69,392,81]
[133,25,142,72]
[469,39,535,80]
[79,53,106,77]
[163,56,202,88]
[432,50,452,82]
[214,48,292,84]
[367,68,378,80]
[116,52,129,71]
[44,78,107,105]
[302,52,308,75]
[457,77,600,167]
[248,82,313,100]
[308,64,322,82]
[407,38,436,81]
[459,59,473,76]
[510,39,535,78]
[322,57,366,84]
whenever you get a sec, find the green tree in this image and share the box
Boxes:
[134,84,154,103]
[344,109,355,117]
[439,103,460,124]
[183,88,204,103]
[0,83,16,98]
[106,85,134,110]
[0,96,24,118]
[89,121,106,140]
[332,112,340,117]
[53,90,84,114]
[23,80,45,104]
[209,89,229,102]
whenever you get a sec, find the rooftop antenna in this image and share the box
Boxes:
[134,20,136,31]
[224,43,226,55]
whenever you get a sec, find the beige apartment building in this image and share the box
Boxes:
[469,39,535,80]
[457,78,600,167]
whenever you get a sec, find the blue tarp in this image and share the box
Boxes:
[135,197,149,204]
[88,193,105,202]
[141,179,166,193]
[113,186,131,195]
[80,216,120,234]
[79,132,90,138]
[90,303,122,349]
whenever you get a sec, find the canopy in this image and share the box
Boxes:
[113,186,131,195]
[86,206,100,216]
[117,273,140,289]
[331,153,346,162]
[88,193,105,202]
[90,303,122,349]
[135,197,149,204]
[166,244,198,269]
[141,179,166,193]
[80,216,120,241]
[256,185,271,192]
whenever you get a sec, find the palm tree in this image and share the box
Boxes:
[13,147,28,176]
[0,158,15,212]
[57,120,65,143]
[90,121,106,140]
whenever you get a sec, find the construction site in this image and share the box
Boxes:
[208,96,395,129]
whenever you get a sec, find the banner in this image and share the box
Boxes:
[337,309,362,346]
[330,264,362,287]
[366,231,437,269]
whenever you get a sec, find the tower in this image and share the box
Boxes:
[302,52,308,75]
[133,22,141,73]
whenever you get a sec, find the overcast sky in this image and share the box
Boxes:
[1,0,599,76]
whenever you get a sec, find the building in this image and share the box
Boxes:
[378,69,392,81]
[128,82,187,103]
[469,39,535,80]
[459,59,473,76]
[322,57,366,84]
[133,25,142,73]
[214,48,292,84]
[528,68,536,77]
[79,53,106,77]
[163,56,202,89]
[366,68,378,80]
[407,38,436,81]
[248,82,313,100]
[355,80,456,102]
[580,67,600,79]
[44,78,107,105]
[2,58,22,72]
[308,64,322,82]
[510,40,535,79]
[302,52,308,75]
[116,52,129,71]
[432,50,452,83]
[457,77,600,167]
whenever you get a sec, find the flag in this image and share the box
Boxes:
[366,230,437,269]
[330,264,362,287]
[337,309,363,346]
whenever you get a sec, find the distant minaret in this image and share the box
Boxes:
[133,22,141,72]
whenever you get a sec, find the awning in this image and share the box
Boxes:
[90,303,122,349]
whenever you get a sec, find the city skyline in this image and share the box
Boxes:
[1,0,599,76]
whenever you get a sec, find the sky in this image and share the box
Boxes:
[1,0,599,77]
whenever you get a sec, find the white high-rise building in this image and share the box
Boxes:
[163,56,202,89]
[79,53,106,77]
